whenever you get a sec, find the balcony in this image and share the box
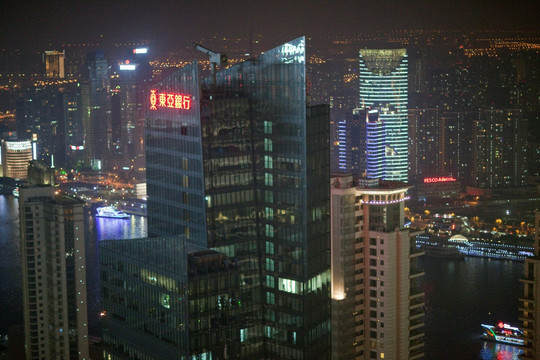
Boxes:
[409,268,425,280]
[409,290,425,301]
[409,318,424,331]
[518,303,535,312]
[520,275,536,284]
[409,347,425,360]
[409,296,425,310]
[519,295,534,302]
[520,322,535,332]
[519,312,534,322]
[410,327,425,341]
[410,308,424,321]
[409,338,424,351]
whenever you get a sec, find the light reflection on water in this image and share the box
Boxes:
[479,341,523,360]
[94,214,147,241]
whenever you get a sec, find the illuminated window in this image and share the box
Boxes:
[265,173,273,186]
[264,121,272,134]
[264,156,273,169]
[264,138,273,151]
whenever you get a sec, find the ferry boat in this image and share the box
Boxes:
[95,206,130,219]
[481,322,524,346]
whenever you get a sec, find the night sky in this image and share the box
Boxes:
[1,0,540,50]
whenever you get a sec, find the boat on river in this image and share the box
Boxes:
[95,206,130,219]
[481,322,524,346]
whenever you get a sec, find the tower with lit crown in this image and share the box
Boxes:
[359,49,408,181]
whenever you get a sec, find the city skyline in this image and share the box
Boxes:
[0,2,539,358]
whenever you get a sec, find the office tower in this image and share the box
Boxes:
[19,162,89,360]
[520,211,540,359]
[337,109,366,176]
[100,237,240,359]
[359,49,408,181]
[143,37,331,359]
[472,109,528,188]
[61,88,84,167]
[44,50,66,78]
[408,108,439,177]
[365,109,385,179]
[1,139,33,180]
[81,50,110,170]
[330,174,424,360]
[110,50,152,169]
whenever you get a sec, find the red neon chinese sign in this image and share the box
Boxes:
[423,176,457,184]
[150,89,191,111]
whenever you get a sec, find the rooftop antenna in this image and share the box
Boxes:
[194,43,227,87]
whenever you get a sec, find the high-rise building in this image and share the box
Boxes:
[408,108,439,178]
[44,50,65,78]
[472,109,528,188]
[137,37,331,359]
[330,174,424,360]
[359,49,408,181]
[336,109,366,176]
[61,87,84,167]
[520,211,540,359]
[19,162,89,360]
[110,49,152,169]
[81,50,110,170]
[1,139,33,180]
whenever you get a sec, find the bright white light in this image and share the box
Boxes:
[119,64,136,71]
[133,48,148,54]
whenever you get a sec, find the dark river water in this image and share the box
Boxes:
[0,195,524,359]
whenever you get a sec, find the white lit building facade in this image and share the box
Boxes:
[1,139,33,180]
[359,49,408,181]
[331,174,424,360]
[44,50,65,78]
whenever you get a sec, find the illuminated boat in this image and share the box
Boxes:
[95,206,130,219]
[481,322,524,346]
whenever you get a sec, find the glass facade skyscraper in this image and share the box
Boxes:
[143,37,331,359]
[81,50,110,170]
[359,49,408,181]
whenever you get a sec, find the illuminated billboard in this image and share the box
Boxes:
[133,48,148,54]
[149,90,191,110]
[119,64,137,71]
[423,176,457,184]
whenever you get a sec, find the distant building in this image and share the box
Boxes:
[81,50,110,170]
[520,211,540,359]
[438,111,475,182]
[336,108,366,176]
[19,165,88,359]
[359,49,408,181]
[331,174,424,360]
[44,50,65,78]
[1,139,33,180]
[27,160,55,186]
[14,84,65,166]
[411,175,461,202]
[472,109,528,188]
[408,108,439,178]
[109,49,152,169]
